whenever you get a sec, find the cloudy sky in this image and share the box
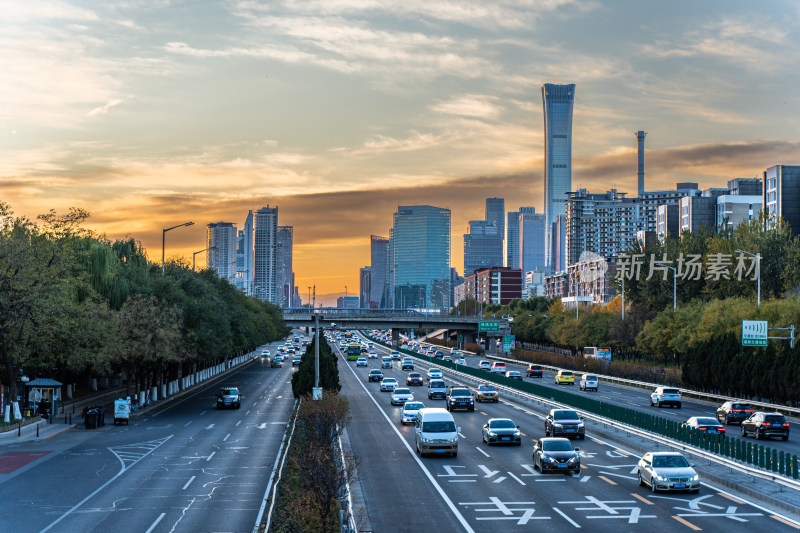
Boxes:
[3,0,800,297]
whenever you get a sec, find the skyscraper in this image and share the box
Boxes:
[369,235,389,308]
[359,267,371,308]
[253,206,279,304]
[518,207,545,274]
[464,198,504,275]
[485,197,505,243]
[388,205,451,311]
[506,211,520,269]
[206,222,237,282]
[542,83,575,271]
[764,165,800,236]
[237,210,254,295]
[277,225,294,308]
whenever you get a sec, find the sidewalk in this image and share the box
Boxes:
[0,419,75,446]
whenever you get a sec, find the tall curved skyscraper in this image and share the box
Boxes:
[542,83,575,271]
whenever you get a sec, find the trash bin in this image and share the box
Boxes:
[84,410,98,429]
[94,406,106,427]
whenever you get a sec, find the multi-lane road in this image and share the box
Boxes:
[339,335,800,532]
[0,339,296,533]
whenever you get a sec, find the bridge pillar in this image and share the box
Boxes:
[391,329,400,347]
[462,331,474,346]
[486,335,497,355]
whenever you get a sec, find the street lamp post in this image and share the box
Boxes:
[666,265,677,312]
[735,249,761,307]
[162,221,194,275]
[192,246,216,271]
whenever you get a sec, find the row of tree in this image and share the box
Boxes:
[0,202,288,405]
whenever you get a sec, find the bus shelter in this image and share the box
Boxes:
[25,378,62,419]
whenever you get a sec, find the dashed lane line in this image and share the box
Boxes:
[597,475,617,486]
[772,515,800,530]
[672,515,702,531]
[631,493,654,506]
[717,492,745,504]
[206,451,215,462]
[145,513,166,533]
[475,447,490,458]
[182,476,196,490]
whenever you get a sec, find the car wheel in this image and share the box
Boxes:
[741,425,748,437]
[469,407,474,412]
[579,435,585,440]
[650,477,657,493]
[676,404,681,409]
[638,472,645,487]
[755,430,762,440]
[452,451,457,458]
[656,401,661,408]
[533,457,539,470]
[649,399,654,407]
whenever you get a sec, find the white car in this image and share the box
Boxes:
[478,360,491,371]
[381,356,392,368]
[455,358,467,365]
[637,452,699,492]
[490,362,507,374]
[380,378,399,392]
[401,401,426,424]
[651,387,682,408]
[262,349,271,357]
[368,351,378,359]
[356,357,368,367]
[427,368,443,380]
[579,374,599,391]
[391,388,414,405]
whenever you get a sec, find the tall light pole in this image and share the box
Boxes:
[162,221,194,275]
[307,286,311,308]
[735,249,761,307]
[666,265,677,312]
[192,246,216,271]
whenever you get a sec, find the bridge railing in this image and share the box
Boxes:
[281,308,474,319]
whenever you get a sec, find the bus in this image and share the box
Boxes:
[346,343,362,361]
[584,347,612,362]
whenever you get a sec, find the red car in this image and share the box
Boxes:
[406,372,424,386]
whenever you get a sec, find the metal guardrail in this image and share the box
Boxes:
[412,339,800,419]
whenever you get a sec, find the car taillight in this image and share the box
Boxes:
[731,409,740,413]
[783,423,790,427]
[719,427,725,432]
[761,422,770,427]
[745,410,753,414]
[698,427,707,431]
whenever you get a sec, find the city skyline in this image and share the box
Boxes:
[4,1,800,294]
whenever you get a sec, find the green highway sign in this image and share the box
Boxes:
[502,335,515,352]
[742,320,768,347]
[479,320,500,332]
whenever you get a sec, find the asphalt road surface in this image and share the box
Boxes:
[337,335,800,533]
[0,339,296,533]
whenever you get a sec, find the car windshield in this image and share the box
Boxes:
[404,403,424,410]
[490,420,515,429]
[221,389,237,395]
[370,370,381,374]
[409,373,421,378]
[553,410,579,420]
[422,421,456,432]
[695,418,719,425]
[542,440,573,452]
[652,455,690,468]
[560,371,573,376]
[764,415,787,423]
[585,375,597,380]
[383,379,397,384]
[430,381,445,388]
[395,388,411,394]
[479,386,496,392]
[732,403,752,410]
[451,389,470,397]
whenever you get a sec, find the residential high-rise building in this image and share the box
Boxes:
[369,235,389,308]
[235,230,246,291]
[506,211,520,269]
[253,206,279,304]
[657,204,680,242]
[388,205,451,311]
[550,215,567,273]
[359,267,371,308]
[728,178,762,196]
[637,183,700,234]
[764,165,800,236]
[565,189,642,264]
[518,207,546,274]
[679,188,726,234]
[542,83,575,271]
[206,222,237,283]
[276,226,294,307]
[336,296,359,309]
[456,267,522,305]
[234,211,255,295]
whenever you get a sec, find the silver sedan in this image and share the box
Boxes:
[637,452,700,493]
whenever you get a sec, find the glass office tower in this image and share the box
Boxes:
[369,235,390,308]
[388,205,451,311]
[542,83,575,271]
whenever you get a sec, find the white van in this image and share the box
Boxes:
[414,408,460,457]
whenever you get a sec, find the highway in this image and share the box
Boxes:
[0,339,296,533]
[338,334,800,532]
[420,342,800,456]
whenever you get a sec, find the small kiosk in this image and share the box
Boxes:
[25,378,62,419]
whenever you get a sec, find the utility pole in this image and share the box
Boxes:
[312,313,321,400]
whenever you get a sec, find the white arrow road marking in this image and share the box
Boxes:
[204,424,215,430]
[256,423,267,429]
[478,465,500,478]
[520,464,540,476]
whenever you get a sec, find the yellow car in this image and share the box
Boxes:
[555,370,575,385]
[476,383,499,402]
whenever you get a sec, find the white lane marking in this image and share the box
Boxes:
[475,447,491,458]
[41,436,173,532]
[507,472,526,485]
[182,476,196,490]
[206,451,215,462]
[235,420,242,427]
[200,411,207,416]
[204,424,215,430]
[553,507,581,528]
[145,513,166,533]
[246,410,251,415]
[184,421,192,427]
[520,464,539,476]
[458,432,466,438]
[580,476,591,482]
[223,433,230,442]
[341,352,475,533]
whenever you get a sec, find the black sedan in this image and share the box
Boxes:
[527,364,543,378]
[482,418,522,446]
[545,409,585,439]
[368,369,384,382]
[683,417,726,436]
[533,437,580,474]
[741,412,790,441]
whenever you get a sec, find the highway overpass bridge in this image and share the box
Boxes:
[281,308,511,351]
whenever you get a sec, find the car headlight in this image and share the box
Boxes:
[577,422,584,427]
[545,456,557,463]
[568,456,578,463]
[553,423,562,428]
[656,475,668,481]
[513,431,521,437]
[487,431,496,437]
[691,474,699,481]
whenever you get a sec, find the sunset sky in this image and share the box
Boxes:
[3,1,800,297]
